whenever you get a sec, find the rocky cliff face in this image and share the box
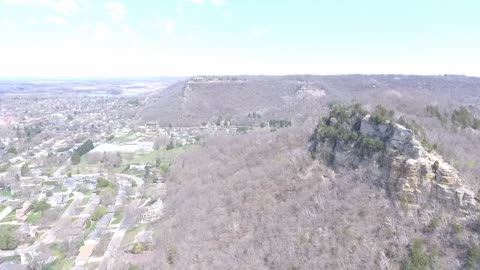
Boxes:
[311,105,477,214]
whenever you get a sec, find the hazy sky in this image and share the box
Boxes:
[1,0,479,77]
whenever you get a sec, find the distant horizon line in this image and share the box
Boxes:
[0,73,479,81]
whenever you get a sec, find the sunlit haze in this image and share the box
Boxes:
[1,0,480,77]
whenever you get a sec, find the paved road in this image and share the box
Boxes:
[98,180,144,269]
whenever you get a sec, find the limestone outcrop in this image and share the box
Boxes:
[311,105,477,213]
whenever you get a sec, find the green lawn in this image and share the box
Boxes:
[73,156,98,174]
[35,232,46,241]
[129,147,188,165]
[111,211,123,225]
[27,211,42,224]
[42,180,59,186]
[3,211,16,222]
[51,244,64,258]
[0,225,19,233]
[71,142,193,174]
[44,244,75,270]
[2,255,20,263]
[0,190,12,197]
[82,219,97,242]
[110,133,138,143]
[0,205,6,212]
[81,196,90,205]
[121,224,147,246]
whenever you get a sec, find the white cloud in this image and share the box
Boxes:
[25,17,38,24]
[94,22,113,39]
[211,0,225,6]
[122,24,131,33]
[249,27,270,38]
[45,15,67,25]
[186,0,226,6]
[164,18,176,36]
[190,24,200,30]
[2,0,36,4]
[52,0,79,16]
[3,0,80,16]
[105,2,128,21]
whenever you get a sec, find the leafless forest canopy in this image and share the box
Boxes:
[124,75,480,269]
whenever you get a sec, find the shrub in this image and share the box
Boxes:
[355,136,385,154]
[236,127,248,134]
[451,107,474,128]
[371,104,394,124]
[353,103,368,116]
[452,223,463,235]
[424,217,439,233]
[75,139,95,156]
[71,151,81,165]
[269,119,292,128]
[425,105,446,123]
[128,264,140,270]
[166,140,175,150]
[131,243,145,254]
[405,239,430,270]
[20,163,30,177]
[0,163,10,173]
[467,245,480,270]
[32,200,51,212]
[7,147,17,155]
[96,178,111,189]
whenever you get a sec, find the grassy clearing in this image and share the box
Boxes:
[129,147,188,165]
[81,196,90,205]
[111,211,123,225]
[0,189,12,197]
[43,180,59,186]
[71,141,193,175]
[3,210,16,222]
[84,219,97,239]
[2,255,20,262]
[121,224,147,246]
[44,244,75,270]
[0,225,19,233]
[35,232,46,241]
[110,133,138,143]
[27,211,42,224]
[73,156,98,174]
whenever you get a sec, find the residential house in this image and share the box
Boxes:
[75,244,97,266]
[48,193,67,208]
[16,201,31,222]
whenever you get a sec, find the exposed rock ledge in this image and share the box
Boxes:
[311,107,477,214]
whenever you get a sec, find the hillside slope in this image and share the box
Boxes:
[141,75,480,126]
[141,75,480,195]
[130,124,480,270]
